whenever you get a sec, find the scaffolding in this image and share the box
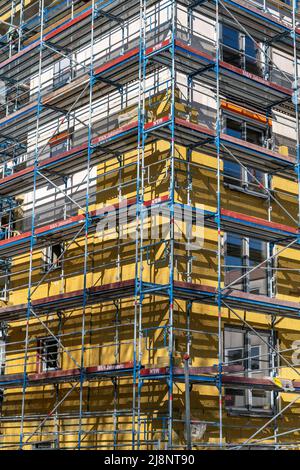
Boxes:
[0,0,299,450]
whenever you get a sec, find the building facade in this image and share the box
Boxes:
[0,0,299,450]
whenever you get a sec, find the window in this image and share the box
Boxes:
[226,347,244,368]
[32,441,55,450]
[223,160,241,188]
[0,80,5,107]
[244,35,260,75]
[224,326,273,415]
[225,233,243,291]
[39,337,59,372]
[0,330,5,375]
[247,166,266,193]
[222,24,241,68]
[225,117,242,140]
[0,261,10,301]
[224,233,269,295]
[49,131,72,158]
[53,57,72,89]
[0,324,6,411]
[223,110,269,196]
[243,445,276,450]
[223,159,267,195]
[221,24,261,76]
[224,114,266,147]
[249,345,261,371]
[43,243,63,272]
[246,125,264,146]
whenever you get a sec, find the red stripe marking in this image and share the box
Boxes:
[173,117,294,165]
[174,117,214,136]
[175,39,292,96]
[0,8,92,70]
[0,101,37,127]
[44,9,92,42]
[221,132,295,162]
[0,279,298,319]
[35,214,84,235]
[0,167,33,185]
[86,362,134,373]
[146,39,171,55]
[144,116,170,130]
[93,121,138,144]
[0,144,87,189]
[0,41,39,69]
[141,367,168,376]
[27,362,135,383]
[0,230,31,246]
[221,208,298,234]
[94,47,139,75]
[94,40,170,76]
[0,197,169,249]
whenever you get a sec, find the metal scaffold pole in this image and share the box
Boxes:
[0,0,300,450]
[292,0,300,230]
[167,0,176,449]
[134,0,147,450]
[19,0,45,449]
[77,0,95,450]
[215,0,223,449]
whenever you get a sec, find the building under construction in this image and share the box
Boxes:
[0,0,300,450]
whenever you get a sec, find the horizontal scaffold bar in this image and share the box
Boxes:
[1,360,299,393]
[0,37,293,139]
[0,118,295,198]
[0,279,298,321]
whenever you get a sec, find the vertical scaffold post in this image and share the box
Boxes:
[184,352,191,450]
[18,0,24,52]
[19,0,45,449]
[134,0,147,450]
[215,0,223,449]
[77,0,95,450]
[167,0,176,449]
[292,0,300,233]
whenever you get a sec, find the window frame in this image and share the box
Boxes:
[0,329,6,376]
[222,110,270,198]
[224,232,270,296]
[224,346,244,368]
[223,115,243,140]
[32,441,56,450]
[50,139,69,158]
[224,325,275,416]
[0,266,10,302]
[245,123,265,146]
[223,112,268,147]
[220,23,263,76]
[49,130,72,159]
[223,163,269,197]
[42,243,63,273]
[0,257,11,302]
[38,336,59,372]
[53,56,72,89]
